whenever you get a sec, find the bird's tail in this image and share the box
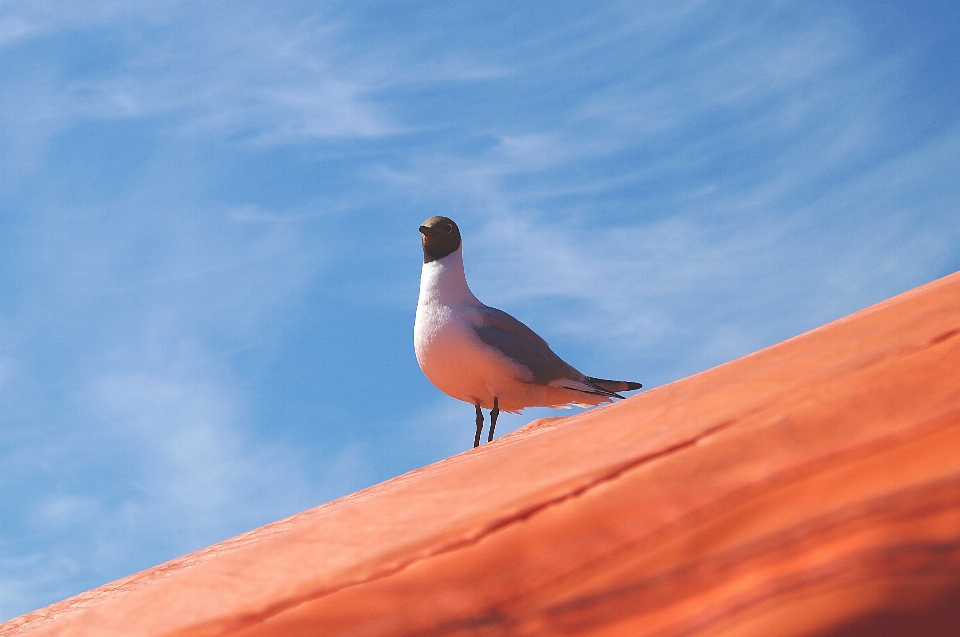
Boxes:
[586,377,642,395]
[551,377,642,401]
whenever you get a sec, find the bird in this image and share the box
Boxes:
[414,216,641,448]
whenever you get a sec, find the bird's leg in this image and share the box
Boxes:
[474,402,483,448]
[488,397,499,443]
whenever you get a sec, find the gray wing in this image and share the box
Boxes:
[472,305,580,385]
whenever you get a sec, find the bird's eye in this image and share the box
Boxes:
[445,224,453,233]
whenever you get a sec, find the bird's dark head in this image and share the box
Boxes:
[419,216,461,263]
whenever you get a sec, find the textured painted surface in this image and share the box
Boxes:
[3,271,960,637]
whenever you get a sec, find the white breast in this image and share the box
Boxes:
[414,249,520,407]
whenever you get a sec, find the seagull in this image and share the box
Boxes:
[414,216,641,448]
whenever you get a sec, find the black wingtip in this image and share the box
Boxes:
[586,377,643,394]
[580,379,625,400]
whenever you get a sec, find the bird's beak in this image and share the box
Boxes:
[419,225,437,237]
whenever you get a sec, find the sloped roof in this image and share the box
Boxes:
[4,271,960,637]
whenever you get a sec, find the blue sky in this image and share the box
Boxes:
[1,0,959,620]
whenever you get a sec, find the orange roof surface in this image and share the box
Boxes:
[3,271,960,637]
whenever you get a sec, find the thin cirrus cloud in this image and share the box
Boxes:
[1,0,960,622]
[374,1,959,383]
[0,2,431,608]
[0,1,394,167]
[0,2,401,618]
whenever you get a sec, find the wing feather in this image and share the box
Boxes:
[471,305,634,401]
[472,306,577,385]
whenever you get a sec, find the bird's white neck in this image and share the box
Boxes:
[418,246,480,308]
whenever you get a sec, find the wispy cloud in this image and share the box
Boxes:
[0,154,331,616]
[373,0,959,384]
[0,1,397,185]
[2,0,959,622]
[82,371,313,526]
